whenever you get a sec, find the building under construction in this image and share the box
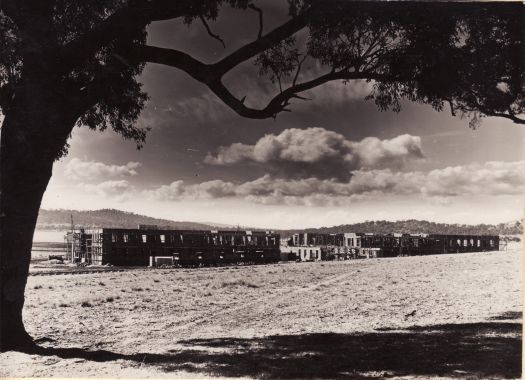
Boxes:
[287,232,499,260]
[65,226,500,266]
[65,227,280,266]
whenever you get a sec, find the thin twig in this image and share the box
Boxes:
[291,94,311,101]
[248,4,263,40]
[199,15,226,48]
[293,55,307,86]
[277,75,283,93]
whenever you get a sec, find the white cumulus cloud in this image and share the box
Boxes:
[65,158,141,180]
[145,160,525,206]
[79,180,134,201]
[205,128,424,181]
[144,179,236,201]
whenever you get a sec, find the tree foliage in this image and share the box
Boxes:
[283,219,524,237]
[1,2,523,160]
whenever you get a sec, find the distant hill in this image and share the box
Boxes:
[280,220,523,238]
[37,209,523,237]
[37,209,224,231]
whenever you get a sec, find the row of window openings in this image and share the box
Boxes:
[292,238,362,246]
[293,237,452,246]
[295,238,345,245]
[111,233,276,245]
[297,249,320,259]
[450,239,494,247]
[297,249,319,254]
[360,238,494,248]
[296,236,495,247]
[110,248,267,256]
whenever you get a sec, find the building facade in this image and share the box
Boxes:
[65,228,280,266]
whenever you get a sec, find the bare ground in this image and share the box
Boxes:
[1,244,522,379]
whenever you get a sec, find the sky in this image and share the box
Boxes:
[41,2,525,229]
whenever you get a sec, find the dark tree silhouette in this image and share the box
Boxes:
[0,1,523,351]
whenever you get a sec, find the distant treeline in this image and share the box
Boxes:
[37,209,522,238]
[280,219,523,238]
[37,209,220,231]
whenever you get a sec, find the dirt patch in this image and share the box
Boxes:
[1,247,522,379]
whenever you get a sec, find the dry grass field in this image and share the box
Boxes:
[1,244,522,379]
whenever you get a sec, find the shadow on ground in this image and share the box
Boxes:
[28,316,522,379]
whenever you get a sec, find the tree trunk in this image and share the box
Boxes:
[0,82,72,351]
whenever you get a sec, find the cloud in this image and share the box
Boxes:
[144,179,236,201]
[205,128,424,181]
[65,158,141,180]
[145,160,525,206]
[144,180,186,201]
[422,161,525,197]
[79,180,134,201]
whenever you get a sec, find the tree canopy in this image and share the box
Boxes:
[1,1,523,159]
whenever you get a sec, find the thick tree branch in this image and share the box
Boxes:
[127,8,311,83]
[466,98,525,124]
[205,70,385,119]
[130,45,213,83]
[130,44,384,119]
[480,109,525,124]
[213,10,309,75]
[129,24,387,120]
[60,1,308,78]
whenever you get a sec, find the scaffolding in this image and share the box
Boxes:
[64,229,104,264]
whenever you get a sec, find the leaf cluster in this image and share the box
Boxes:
[256,2,524,126]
